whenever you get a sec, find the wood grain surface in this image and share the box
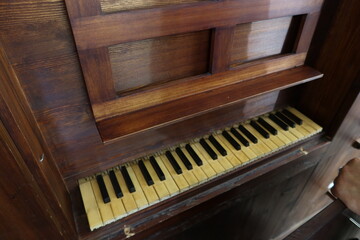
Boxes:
[101,0,210,13]
[230,16,292,64]
[109,31,210,93]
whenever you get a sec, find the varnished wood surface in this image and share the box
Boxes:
[100,0,210,13]
[94,53,307,120]
[67,0,322,50]
[300,0,360,136]
[0,42,75,236]
[97,66,322,140]
[0,120,64,240]
[109,30,210,93]
[0,0,358,239]
[210,27,234,73]
[65,0,322,142]
[230,16,292,64]
[284,200,346,240]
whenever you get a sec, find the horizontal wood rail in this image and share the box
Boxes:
[97,65,323,141]
[67,0,323,50]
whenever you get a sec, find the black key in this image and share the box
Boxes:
[96,175,110,203]
[175,147,193,170]
[230,128,250,146]
[282,109,303,125]
[121,166,135,193]
[209,135,227,156]
[109,170,123,198]
[165,151,182,174]
[185,144,203,166]
[238,125,258,144]
[200,138,218,160]
[222,131,241,150]
[250,120,270,139]
[149,156,165,181]
[138,160,154,186]
[269,114,288,131]
[275,112,296,128]
[257,117,278,135]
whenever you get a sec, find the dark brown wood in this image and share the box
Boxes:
[97,66,322,140]
[210,27,234,73]
[299,0,360,136]
[68,0,322,49]
[284,200,346,240]
[100,0,211,13]
[0,43,76,239]
[0,120,64,240]
[93,53,306,121]
[0,0,359,239]
[64,0,323,143]
[295,12,320,53]
[78,47,117,103]
[109,30,210,93]
[64,0,101,18]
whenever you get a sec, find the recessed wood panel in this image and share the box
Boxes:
[101,0,210,13]
[230,17,293,65]
[109,31,211,94]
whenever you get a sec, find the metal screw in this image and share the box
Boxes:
[39,153,45,163]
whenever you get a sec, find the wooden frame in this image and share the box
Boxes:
[65,0,322,141]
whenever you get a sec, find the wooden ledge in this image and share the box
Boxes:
[97,65,323,142]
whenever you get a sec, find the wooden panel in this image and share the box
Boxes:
[230,16,292,64]
[0,42,76,238]
[0,120,65,240]
[210,27,235,73]
[100,0,210,13]
[78,47,117,103]
[299,0,360,135]
[68,0,323,50]
[109,31,210,93]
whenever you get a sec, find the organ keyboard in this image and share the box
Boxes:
[79,107,323,230]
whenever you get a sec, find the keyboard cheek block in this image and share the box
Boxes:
[78,108,323,231]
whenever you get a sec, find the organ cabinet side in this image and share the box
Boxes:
[0,0,359,239]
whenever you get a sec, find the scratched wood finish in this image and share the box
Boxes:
[0,120,66,240]
[100,0,210,13]
[109,30,210,93]
[0,42,76,238]
[230,16,292,64]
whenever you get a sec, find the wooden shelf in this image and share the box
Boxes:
[97,66,323,142]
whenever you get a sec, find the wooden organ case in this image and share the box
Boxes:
[0,0,359,239]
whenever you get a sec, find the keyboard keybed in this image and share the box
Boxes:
[79,107,323,230]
